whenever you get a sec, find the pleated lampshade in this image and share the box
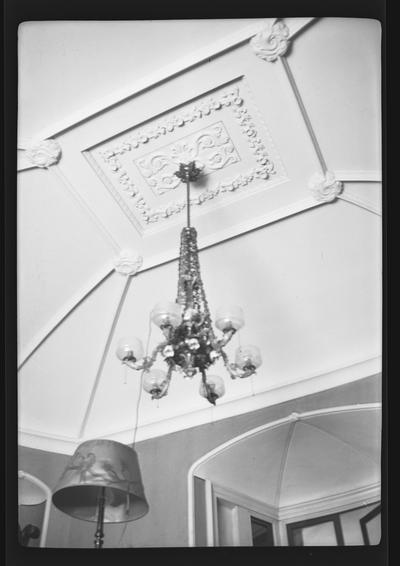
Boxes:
[52,439,149,523]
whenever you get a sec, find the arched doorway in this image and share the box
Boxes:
[188,403,381,546]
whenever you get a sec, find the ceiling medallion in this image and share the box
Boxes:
[251,21,290,62]
[114,250,143,276]
[116,161,262,405]
[309,171,343,203]
[25,139,62,169]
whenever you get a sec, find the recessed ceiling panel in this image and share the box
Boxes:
[85,79,286,235]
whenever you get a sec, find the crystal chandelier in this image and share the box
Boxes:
[116,162,262,405]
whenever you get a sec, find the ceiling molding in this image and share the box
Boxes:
[337,193,381,216]
[283,17,317,39]
[18,263,114,369]
[78,275,134,438]
[203,479,380,523]
[278,482,381,521]
[83,81,285,233]
[334,170,382,183]
[18,357,381,455]
[332,171,382,215]
[302,420,381,467]
[274,421,296,508]
[49,166,121,252]
[279,56,328,174]
[138,195,321,272]
[19,18,315,145]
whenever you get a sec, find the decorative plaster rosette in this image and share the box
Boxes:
[99,85,276,225]
[114,250,143,276]
[308,171,343,203]
[251,21,290,62]
[25,139,62,168]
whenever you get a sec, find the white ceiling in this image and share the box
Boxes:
[17,18,382,455]
[194,405,381,510]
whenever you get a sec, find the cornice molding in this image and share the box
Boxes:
[278,482,381,521]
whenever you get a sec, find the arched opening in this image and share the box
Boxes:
[188,403,381,546]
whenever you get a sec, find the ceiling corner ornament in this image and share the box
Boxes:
[114,250,143,276]
[25,139,62,169]
[250,21,290,62]
[308,171,343,203]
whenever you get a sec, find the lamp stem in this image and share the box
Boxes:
[186,177,191,228]
[94,486,106,549]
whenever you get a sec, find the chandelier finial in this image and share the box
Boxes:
[174,161,203,183]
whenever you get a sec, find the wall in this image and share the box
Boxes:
[18,373,381,548]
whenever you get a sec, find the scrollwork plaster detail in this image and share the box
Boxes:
[250,21,290,62]
[308,171,343,203]
[114,250,143,276]
[135,122,240,195]
[25,139,62,168]
[99,85,276,225]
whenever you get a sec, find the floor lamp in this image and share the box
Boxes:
[52,439,149,548]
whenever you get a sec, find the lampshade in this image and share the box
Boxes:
[52,439,149,523]
[150,301,182,328]
[142,368,169,398]
[19,476,47,506]
[235,345,262,369]
[199,374,225,401]
[116,337,144,362]
[215,305,245,332]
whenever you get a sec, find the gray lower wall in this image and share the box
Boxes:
[18,374,381,548]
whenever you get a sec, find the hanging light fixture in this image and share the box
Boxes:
[116,161,262,405]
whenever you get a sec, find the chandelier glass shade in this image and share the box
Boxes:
[116,162,262,405]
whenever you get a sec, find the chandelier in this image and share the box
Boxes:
[116,161,262,405]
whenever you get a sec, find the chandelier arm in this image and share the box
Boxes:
[145,343,167,367]
[160,325,174,341]
[220,349,257,379]
[219,349,238,380]
[213,328,236,349]
[121,342,167,372]
[121,359,145,371]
